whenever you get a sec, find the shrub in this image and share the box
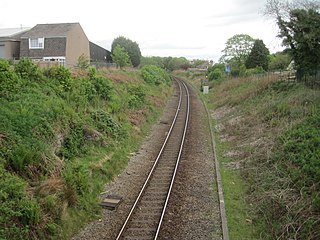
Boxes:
[127,85,146,109]
[0,59,20,98]
[141,65,171,85]
[44,66,72,91]
[245,66,266,76]
[14,58,43,81]
[0,165,41,239]
[208,68,223,81]
[90,110,123,138]
[91,76,114,101]
[59,124,86,159]
[276,114,320,188]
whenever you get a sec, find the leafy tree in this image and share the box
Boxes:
[111,45,131,69]
[207,63,225,81]
[265,0,320,78]
[220,34,255,67]
[245,39,270,71]
[111,36,141,67]
[269,51,291,71]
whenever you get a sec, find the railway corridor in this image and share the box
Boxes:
[73,78,222,240]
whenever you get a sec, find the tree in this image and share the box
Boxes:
[111,45,131,69]
[111,36,141,67]
[265,0,320,77]
[269,51,291,71]
[221,34,255,66]
[245,39,270,71]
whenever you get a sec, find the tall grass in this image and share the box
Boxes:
[0,59,172,239]
[207,75,320,239]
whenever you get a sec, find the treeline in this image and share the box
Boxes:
[208,0,319,86]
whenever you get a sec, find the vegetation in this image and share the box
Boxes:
[177,68,320,239]
[269,51,291,71]
[111,45,131,69]
[220,34,255,74]
[0,58,172,239]
[111,36,141,67]
[140,56,190,71]
[245,39,270,71]
[265,0,320,80]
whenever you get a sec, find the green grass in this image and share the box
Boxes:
[178,70,320,239]
[0,59,172,239]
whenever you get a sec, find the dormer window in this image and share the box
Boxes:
[29,38,44,49]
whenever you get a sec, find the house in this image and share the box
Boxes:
[90,41,112,64]
[0,28,30,60]
[0,23,112,68]
[19,23,90,68]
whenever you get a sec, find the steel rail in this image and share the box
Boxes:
[116,78,189,240]
[154,78,190,239]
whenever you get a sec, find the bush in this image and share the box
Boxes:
[244,66,266,76]
[14,58,43,81]
[91,76,114,101]
[0,60,21,98]
[90,110,123,138]
[127,85,146,109]
[276,114,320,188]
[208,68,223,81]
[0,165,41,239]
[59,124,86,159]
[141,65,171,85]
[44,66,72,92]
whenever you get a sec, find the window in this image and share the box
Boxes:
[29,38,44,49]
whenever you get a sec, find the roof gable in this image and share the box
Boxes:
[0,27,30,38]
[21,23,80,38]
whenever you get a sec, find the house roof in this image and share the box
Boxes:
[0,27,30,38]
[21,23,80,38]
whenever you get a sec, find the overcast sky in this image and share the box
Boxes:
[1,0,283,61]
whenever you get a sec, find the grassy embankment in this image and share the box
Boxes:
[0,59,172,239]
[176,70,320,239]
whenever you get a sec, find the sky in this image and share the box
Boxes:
[1,0,284,61]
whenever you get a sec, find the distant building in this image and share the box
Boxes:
[0,23,111,68]
[0,28,30,60]
[90,41,112,63]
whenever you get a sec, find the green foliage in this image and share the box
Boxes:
[141,65,171,85]
[140,56,165,68]
[0,165,41,239]
[111,36,141,67]
[76,54,90,70]
[140,56,190,71]
[0,59,20,98]
[269,51,291,71]
[206,72,320,239]
[0,63,171,239]
[59,124,86,159]
[128,85,146,109]
[111,45,131,69]
[220,34,255,67]
[14,58,43,81]
[245,66,266,76]
[91,76,114,101]
[277,8,320,77]
[245,39,270,71]
[90,110,123,138]
[276,114,320,188]
[207,63,225,81]
[44,66,72,91]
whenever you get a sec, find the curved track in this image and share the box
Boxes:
[116,78,190,240]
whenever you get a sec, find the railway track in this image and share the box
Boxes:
[116,78,190,240]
